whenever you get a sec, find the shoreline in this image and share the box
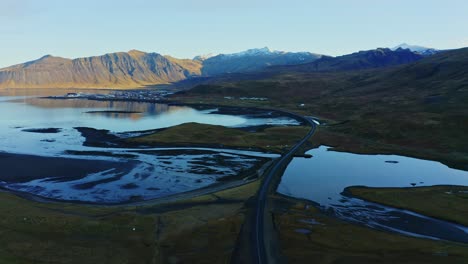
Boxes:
[343,185,468,227]
[43,95,309,125]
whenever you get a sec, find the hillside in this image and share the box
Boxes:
[176,47,468,168]
[184,47,468,121]
[0,50,202,89]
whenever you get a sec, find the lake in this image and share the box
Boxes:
[278,146,468,243]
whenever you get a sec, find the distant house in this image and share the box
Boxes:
[66,93,79,97]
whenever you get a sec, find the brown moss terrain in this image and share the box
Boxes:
[128,122,311,153]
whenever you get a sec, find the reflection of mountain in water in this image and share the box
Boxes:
[19,98,190,120]
[86,111,144,120]
[0,88,111,97]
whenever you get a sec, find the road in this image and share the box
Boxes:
[252,116,317,264]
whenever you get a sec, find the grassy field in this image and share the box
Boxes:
[128,122,310,153]
[346,185,468,226]
[272,196,468,264]
[0,191,156,264]
[0,180,261,264]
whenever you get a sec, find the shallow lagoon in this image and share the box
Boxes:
[0,95,292,203]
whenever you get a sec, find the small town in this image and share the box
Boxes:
[53,89,174,101]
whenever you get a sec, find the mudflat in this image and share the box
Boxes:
[0,152,135,183]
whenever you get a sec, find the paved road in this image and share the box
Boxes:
[253,117,317,264]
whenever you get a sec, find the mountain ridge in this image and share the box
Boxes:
[266,48,424,73]
[0,46,441,89]
[0,51,201,89]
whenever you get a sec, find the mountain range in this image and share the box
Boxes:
[197,47,322,76]
[0,44,442,89]
[268,47,424,73]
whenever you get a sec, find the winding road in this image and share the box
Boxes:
[252,116,317,264]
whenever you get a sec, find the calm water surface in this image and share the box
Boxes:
[0,96,299,156]
[279,146,468,205]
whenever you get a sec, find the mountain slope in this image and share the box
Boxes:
[0,50,202,89]
[268,48,423,73]
[200,47,323,76]
[187,47,468,107]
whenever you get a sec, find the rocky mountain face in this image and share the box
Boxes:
[0,50,202,89]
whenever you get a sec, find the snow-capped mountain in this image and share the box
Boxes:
[223,47,279,57]
[392,43,440,56]
[199,47,323,76]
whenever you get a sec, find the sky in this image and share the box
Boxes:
[1,0,468,68]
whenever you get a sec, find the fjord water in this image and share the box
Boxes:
[0,96,298,156]
[278,146,468,242]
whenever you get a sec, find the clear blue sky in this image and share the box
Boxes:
[1,0,468,68]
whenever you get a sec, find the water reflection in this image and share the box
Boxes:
[18,97,180,112]
[0,88,112,97]
[0,95,299,157]
[86,111,144,120]
[278,146,468,205]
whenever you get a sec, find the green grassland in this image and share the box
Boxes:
[272,196,468,264]
[346,185,468,227]
[128,122,310,153]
